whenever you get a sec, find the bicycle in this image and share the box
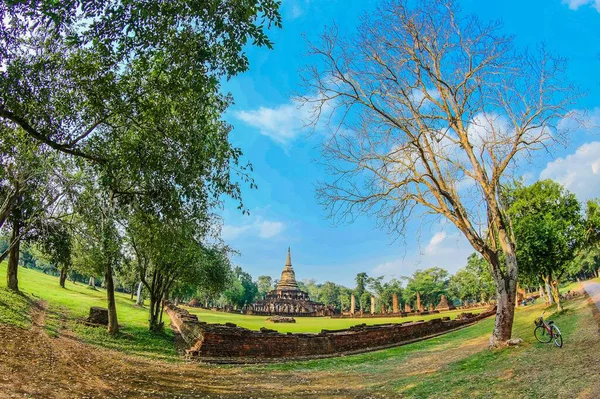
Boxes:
[534,311,563,348]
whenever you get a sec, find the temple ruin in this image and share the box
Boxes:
[246,248,333,317]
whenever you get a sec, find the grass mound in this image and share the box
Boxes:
[0,287,33,329]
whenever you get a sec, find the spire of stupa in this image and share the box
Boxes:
[277,247,298,290]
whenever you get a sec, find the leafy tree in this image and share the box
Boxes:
[380,279,404,312]
[36,219,73,288]
[403,268,449,309]
[508,180,584,311]
[584,199,600,247]
[1,0,282,163]
[222,266,258,309]
[319,281,339,307]
[567,247,600,280]
[359,291,371,312]
[1,0,281,331]
[337,286,353,312]
[302,279,321,301]
[257,275,273,298]
[303,0,577,345]
[72,183,123,334]
[449,253,495,304]
[128,208,232,330]
[0,129,68,291]
[354,272,369,310]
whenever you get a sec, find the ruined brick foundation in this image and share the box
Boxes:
[165,303,496,363]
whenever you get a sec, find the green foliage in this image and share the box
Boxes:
[368,276,403,312]
[1,0,282,304]
[354,272,368,298]
[256,275,273,298]
[448,253,495,304]
[508,180,584,283]
[567,247,600,279]
[35,219,72,271]
[222,266,258,309]
[403,267,449,307]
[584,199,600,246]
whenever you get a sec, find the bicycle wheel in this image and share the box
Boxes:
[534,326,552,343]
[551,325,563,348]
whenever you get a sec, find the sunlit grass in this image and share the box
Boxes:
[0,262,177,360]
[183,305,485,333]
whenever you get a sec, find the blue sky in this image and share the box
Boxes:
[218,0,600,287]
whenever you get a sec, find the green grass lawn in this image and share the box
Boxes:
[559,280,582,294]
[0,262,176,360]
[256,294,599,398]
[1,263,598,397]
[183,305,485,333]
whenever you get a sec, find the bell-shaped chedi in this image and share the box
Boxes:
[247,247,333,317]
[435,294,456,311]
[277,247,299,290]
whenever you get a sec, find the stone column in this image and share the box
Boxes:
[350,293,356,315]
[404,303,411,313]
[417,292,424,312]
[392,293,399,313]
[370,295,375,315]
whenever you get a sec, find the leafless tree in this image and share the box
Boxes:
[301,0,579,346]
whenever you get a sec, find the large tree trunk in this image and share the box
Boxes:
[488,229,518,347]
[6,217,21,292]
[59,266,68,288]
[136,282,144,306]
[130,283,135,300]
[550,279,563,312]
[104,263,119,335]
[543,275,554,305]
[149,294,162,332]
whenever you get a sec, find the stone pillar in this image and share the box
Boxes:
[404,303,411,313]
[417,292,424,312]
[392,293,399,313]
[350,293,356,315]
[428,303,434,311]
[381,303,387,313]
[370,295,375,315]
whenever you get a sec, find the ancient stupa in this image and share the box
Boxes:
[246,248,333,317]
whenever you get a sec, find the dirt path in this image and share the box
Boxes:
[581,280,600,312]
[0,300,493,399]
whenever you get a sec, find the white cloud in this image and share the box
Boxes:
[234,92,334,145]
[284,0,311,20]
[257,220,286,239]
[233,99,311,144]
[222,217,286,241]
[540,141,600,201]
[558,108,600,133]
[371,228,474,279]
[290,4,304,19]
[563,0,600,12]
[425,232,447,254]
[221,225,251,240]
